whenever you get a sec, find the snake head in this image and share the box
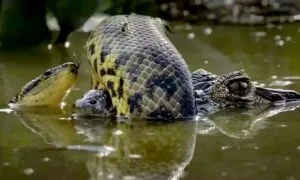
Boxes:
[9,62,79,107]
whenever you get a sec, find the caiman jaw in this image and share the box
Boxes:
[254,87,300,104]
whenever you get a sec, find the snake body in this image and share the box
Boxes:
[85,15,196,119]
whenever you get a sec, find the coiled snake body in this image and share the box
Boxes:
[85,15,196,118]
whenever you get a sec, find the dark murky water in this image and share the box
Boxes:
[1,23,300,180]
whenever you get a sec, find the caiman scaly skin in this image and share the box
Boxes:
[85,15,196,119]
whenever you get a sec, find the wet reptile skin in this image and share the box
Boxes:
[85,15,196,119]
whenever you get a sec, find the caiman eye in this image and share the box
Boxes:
[227,79,251,96]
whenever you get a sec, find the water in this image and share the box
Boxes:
[1,23,300,179]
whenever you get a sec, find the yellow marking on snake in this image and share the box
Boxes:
[87,41,130,116]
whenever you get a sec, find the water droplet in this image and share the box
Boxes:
[274,35,281,40]
[76,130,85,134]
[203,27,212,35]
[207,13,216,20]
[195,0,202,5]
[267,23,274,29]
[113,130,123,136]
[278,124,288,128]
[128,154,142,159]
[252,31,266,37]
[261,0,268,6]
[3,162,10,166]
[23,168,34,175]
[160,3,168,11]
[285,36,292,41]
[107,174,114,179]
[221,172,227,177]
[183,10,189,17]
[42,157,50,162]
[64,41,70,48]
[271,75,277,79]
[47,44,52,50]
[221,146,230,150]
[204,60,208,64]
[275,40,284,46]
[12,148,19,153]
[187,33,195,39]
[98,171,103,176]
[185,24,192,30]
[287,176,296,180]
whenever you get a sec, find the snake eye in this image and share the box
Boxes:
[227,79,251,96]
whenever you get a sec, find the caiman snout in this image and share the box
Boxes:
[255,87,300,104]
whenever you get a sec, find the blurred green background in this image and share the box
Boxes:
[0,0,300,48]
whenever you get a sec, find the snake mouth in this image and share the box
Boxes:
[10,62,79,106]
[255,87,300,104]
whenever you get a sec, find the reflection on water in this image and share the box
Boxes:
[4,107,197,180]
[1,22,300,179]
[202,102,300,139]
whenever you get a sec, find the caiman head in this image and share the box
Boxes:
[192,69,300,109]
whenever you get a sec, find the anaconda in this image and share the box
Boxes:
[9,14,300,119]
